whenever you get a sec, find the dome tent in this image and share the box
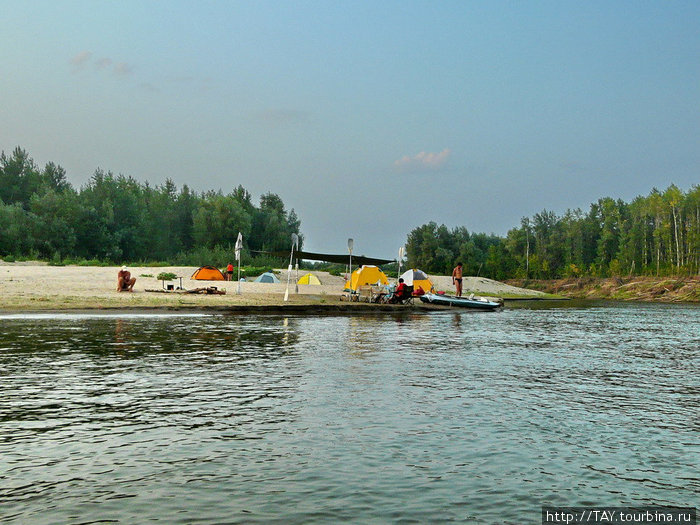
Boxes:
[399,268,433,294]
[297,273,321,285]
[191,266,225,280]
[344,265,388,291]
[254,272,281,283]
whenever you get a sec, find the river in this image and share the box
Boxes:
[0,302,698,524]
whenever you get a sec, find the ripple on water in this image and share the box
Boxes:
[0,304,698,523]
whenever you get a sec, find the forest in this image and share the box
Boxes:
[406,184,700,279]
[2,146,698,280]
[0,147,302,266]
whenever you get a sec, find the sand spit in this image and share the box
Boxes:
[0,263,547,311]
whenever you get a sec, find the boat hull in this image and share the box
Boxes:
[419,293,502,310]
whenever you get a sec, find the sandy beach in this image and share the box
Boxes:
[0,262,547,311]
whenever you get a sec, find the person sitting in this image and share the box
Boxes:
[389,278,411,304]
[117,266,136,292]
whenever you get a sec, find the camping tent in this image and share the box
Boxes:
[191,266,225,280]
[399,268,433,294]
[345,265,388,291]
[254,272,281,283]
[297,273,321,285]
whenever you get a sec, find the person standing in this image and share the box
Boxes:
[452,262,463,297]
[226,262,234,281]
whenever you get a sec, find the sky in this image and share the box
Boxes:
[1,1,698,259]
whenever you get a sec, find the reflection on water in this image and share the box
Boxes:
[0,303,698,524]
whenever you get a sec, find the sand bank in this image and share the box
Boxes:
[0,263,547,311]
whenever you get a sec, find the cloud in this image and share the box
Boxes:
[113,62,133,76]
[68,52,134,78]
[70,51,92,70]
[394,148,451,171]
[95,57,113,69]
[139,82,160,93]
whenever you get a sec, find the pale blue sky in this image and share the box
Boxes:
[2,1,698,257]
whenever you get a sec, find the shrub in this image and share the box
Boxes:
[76,259,109,267]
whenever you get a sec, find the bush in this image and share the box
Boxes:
[157,272,177,281]
[172,245,285,269]
[238,266,274,279]
[48,252,64,266]
[130,261,170,267]
[76,259,110,267]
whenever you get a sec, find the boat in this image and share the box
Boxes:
[419,292,502,310]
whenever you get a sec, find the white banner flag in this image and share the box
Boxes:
[235,232,243,261]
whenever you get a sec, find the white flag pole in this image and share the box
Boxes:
[398,246,404,283]
[235,232,243,295]
[284,234,298,302]
[293,234,299,294]
[347,238,354,288]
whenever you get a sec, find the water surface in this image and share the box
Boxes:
[1,303,698,523]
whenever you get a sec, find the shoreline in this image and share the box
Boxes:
[0,296,571,316]
[506,276,700,303]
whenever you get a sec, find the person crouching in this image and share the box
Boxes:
[117,266,136,292]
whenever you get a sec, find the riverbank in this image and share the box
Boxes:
[0,263,548,311]
[506,276,700,302]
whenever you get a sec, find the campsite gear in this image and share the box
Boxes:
[298,273,321,285]
[191,266,226,280]
[344,265,388,291]
[254,272,281,283]
[145,286,225,295]
[399,269,434,295]
[186,286,226,295]
[419,293,502,310]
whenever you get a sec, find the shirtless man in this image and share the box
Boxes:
[117,266,136,292]
[452,262,463,297]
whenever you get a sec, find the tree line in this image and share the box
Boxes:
[406,185,700,279]
[0,147,302,265]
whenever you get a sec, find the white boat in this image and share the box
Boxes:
[419,293,502,310]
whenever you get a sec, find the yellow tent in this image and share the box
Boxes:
[399,269,433,294]
[298,273,321,285]
[345,265,388,291]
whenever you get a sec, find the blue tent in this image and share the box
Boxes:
[254,272,281,283]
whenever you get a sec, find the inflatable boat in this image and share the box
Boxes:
[419,292,502,310]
